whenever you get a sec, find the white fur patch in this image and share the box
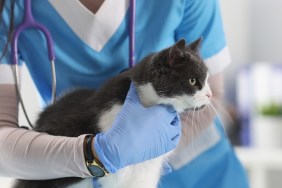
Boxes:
[97,156,165,188]
[136,74,212,113]
[191,73,212,108]
[98,104,122,132]
[137,83,160,107]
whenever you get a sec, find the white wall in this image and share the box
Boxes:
[250,0,282,62]
[220,0,252,63]
[220,0,252,103]
[220,1,282,188]
[220,0,282,104]
[221,0,282,63]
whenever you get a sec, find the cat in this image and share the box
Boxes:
[13,38,211,188]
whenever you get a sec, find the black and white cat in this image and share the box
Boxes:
[14,38,212,188]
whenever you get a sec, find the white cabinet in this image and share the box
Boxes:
[236,147,282,188]
[0,177,14,188]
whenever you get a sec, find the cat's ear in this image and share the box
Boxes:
[188,37,203,52]
[168,39,186,65]
[175,39,186,50]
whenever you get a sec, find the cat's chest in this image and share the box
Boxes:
[98,104,123,132]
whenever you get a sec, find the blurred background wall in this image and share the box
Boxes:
[222,0,282,63]
[221,0,282,104]
[220,1,282,188]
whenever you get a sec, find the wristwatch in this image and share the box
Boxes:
[84,135,109,177]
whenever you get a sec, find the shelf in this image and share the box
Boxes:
[235,147,282,188]
[235,147,282,169]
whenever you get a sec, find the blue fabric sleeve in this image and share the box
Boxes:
[158,118,249,188]
[175,0,226,59]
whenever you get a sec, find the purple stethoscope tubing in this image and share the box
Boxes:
[12,0,55,64]
[11,0,135,128]
[129,0,136,68]
[12,0,56,128]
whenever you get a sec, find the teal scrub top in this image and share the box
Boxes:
[1,0,227,103]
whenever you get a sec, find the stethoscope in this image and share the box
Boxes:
[12,0,136,128]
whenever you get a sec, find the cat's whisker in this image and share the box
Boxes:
[196,108,212,149]
[199,106,207,131]
[196,107,209,138]
[195,110,202,137]
[210,99,233,123]
[208,103,228,137]
[197,115,205,132]
[196,107,216,151]
[184,111,191,152]
[210,99,236,136]
[202,103,217,140]
[195,104,212,140]
[206,102,218,118]
[210,87,224,94]
[191,107,197,155]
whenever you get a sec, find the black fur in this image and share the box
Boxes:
[13,39,208,188]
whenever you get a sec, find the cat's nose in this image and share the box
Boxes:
[206,92,212,99]
[205,85,212,99]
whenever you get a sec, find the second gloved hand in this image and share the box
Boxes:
[94,83,181,173]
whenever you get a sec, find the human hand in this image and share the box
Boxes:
[94,83,181,173]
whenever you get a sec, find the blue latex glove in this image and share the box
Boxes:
[94,83,181,173]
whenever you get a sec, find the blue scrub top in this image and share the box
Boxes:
[2,0,227,103]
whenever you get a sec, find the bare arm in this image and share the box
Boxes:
[0,65,92,179]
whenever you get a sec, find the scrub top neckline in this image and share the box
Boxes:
[48,0,129,52]
[77,0,106,15]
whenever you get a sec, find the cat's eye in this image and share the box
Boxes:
[189,78,196,86]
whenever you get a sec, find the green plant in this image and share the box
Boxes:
[258,103,282,116]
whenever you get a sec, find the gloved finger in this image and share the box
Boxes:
[154,105,178,123]
[170,132,181,144]
[170,113,180,126]
[166,114,181,144]
[165,105,177,113]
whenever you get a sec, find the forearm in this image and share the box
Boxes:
[0,127,92,179]
[0,77,92,179]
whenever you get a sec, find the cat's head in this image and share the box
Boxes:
[133,38,212,113]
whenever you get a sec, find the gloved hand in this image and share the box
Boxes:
[94,83,181,173]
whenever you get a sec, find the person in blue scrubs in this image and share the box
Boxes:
[0,0,249,187]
